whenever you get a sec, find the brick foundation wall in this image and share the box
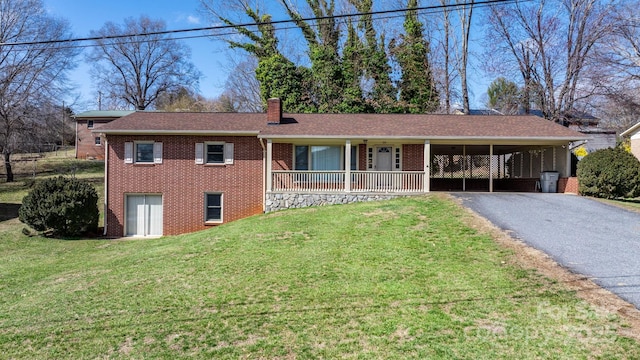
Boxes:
[105,135,264,237]
[558,177,579,194]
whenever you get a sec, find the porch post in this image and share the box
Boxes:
[565,143,571,177]
[489,144,494,193]
[424,140,430,192]
[266,139,273,192]
[345,140,351,192]
[462,145,466,192]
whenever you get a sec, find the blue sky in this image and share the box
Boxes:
[45,0,489,112]
[46,0,228,111]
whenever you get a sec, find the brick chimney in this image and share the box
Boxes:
[267,98,282,124]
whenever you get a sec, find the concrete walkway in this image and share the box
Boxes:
[452,193,640,309]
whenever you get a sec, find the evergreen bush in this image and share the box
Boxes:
[19,176,99,237]
[577,146,640,199]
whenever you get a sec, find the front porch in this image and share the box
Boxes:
[265,140,573,196]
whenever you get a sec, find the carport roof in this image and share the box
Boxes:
[96,111,587,141]
[260,113,587,141]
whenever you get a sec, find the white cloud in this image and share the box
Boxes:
[186,15,200,25]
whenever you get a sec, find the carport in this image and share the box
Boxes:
[429,141,573,192]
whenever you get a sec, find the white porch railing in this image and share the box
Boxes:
[271,171,425,193]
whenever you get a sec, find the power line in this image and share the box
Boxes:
[1,0,524,48]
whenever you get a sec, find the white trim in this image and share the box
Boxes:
[124,193,163,237]
[489,144,494,193]
[266,140,273,192]
[100,130,259,136]
[424,140,430,192]
[203,141,226,165]
[204,192,223,224]
[134,141,156,164]
[345,140,351,192]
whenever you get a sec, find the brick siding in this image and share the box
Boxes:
[76,120,108,160]
[402,144,424,171]
[105,135,264,237]
[558,177,579,194]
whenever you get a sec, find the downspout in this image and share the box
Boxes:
[259,138,266,213]
[103,136,108,236]
[73,116,78,159]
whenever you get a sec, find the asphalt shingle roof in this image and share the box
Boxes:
[96,111,586,141]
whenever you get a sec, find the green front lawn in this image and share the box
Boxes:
[0,196,638,358]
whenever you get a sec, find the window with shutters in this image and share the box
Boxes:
[124,142,162,164]
[195,142,234,165]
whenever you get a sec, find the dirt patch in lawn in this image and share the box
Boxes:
[446,193,640,342]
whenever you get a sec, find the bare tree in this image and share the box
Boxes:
[222,55,263,112]
[0,0,78,182]
[456,0,474,114]
[87,16,202,110]
[484,0,614,120]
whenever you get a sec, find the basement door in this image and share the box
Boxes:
[126,194,163,237]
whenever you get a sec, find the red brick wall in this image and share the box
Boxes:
[558,177,579,194]
[272,143,293,170]
[105,135,264,237]
[403,144,424,171]
[76,120,111,159]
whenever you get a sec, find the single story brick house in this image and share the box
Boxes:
[96,99,586,238]
[74,110,134,159]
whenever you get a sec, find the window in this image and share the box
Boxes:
[87,120,94,129]
[124,142,162,164]
[206,143,224,164]
[294,145,357,170]
[195,142,234,165]
[95,137,101,145]
[205,193,222,223]
[136,143,154,163]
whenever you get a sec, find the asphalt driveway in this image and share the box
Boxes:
[452,193,640,309]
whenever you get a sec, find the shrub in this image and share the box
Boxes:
[19,176,99,237]
[577,146,640,199]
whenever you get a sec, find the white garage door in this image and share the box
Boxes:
[126,195,162,237]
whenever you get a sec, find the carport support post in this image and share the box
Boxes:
[489,144,494,193]
[565,143,571,176]
[462,145,466,192]
[424,140,430,192]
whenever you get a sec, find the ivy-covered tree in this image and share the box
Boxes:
[390,0,440,113]
[219,9,314,113]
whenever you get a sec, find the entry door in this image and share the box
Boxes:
[126,195,163,237]
[376,147,393,171]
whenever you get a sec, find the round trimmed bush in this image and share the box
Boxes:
[19,176,99,237]
[577,146,640,199]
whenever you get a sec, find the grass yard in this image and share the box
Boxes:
[1,195,639,358]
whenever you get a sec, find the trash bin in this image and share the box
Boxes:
[540,171,560,193]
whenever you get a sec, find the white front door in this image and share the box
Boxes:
[376,146,393,171]
[126,195,163,237]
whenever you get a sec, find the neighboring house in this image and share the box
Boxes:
[621,122,640,161]
[74,110,134,159]
[95,98,586,238]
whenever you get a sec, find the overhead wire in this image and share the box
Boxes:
[0,0,527,51]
